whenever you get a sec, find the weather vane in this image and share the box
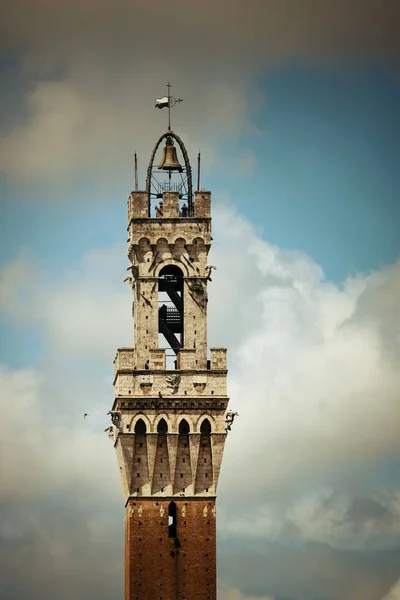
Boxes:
[155,82,183,131]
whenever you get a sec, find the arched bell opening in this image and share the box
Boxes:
[158,265,184,358]
[146,131,193,217]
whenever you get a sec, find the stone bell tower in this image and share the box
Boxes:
[109,122,232,600]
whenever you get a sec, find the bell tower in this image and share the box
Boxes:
[109,102,232,600]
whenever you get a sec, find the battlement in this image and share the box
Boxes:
[127,190,211,222]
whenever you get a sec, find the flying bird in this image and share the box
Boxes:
[84,413,89,419]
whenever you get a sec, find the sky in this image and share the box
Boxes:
[0,1,400,599]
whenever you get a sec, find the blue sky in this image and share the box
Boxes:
[1,2,400,600]
[212,64,400,281]
[2,64,399,373]
[2,64,399,284]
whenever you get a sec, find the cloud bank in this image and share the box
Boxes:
[1,200,399,599]
[1,0,399,181]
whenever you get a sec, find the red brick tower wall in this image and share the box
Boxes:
[125,498,217,600]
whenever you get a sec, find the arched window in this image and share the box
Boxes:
[168,501,177,538]
[157,418,168,436]
[179,419,190,435]
[134,419,147,435]
[158,265,184,358]
[200,419,211,435]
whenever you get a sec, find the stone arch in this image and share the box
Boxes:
[137,237,152,264]
[155,238,172,263]
[192,236,205,246]
[172,237,187,261]
[173,236,186,247]
[153,413,170,434]
[155,237,169,245]
[178,418,191,435]
[200,418,212,435]
[134,418,147,435]
[190,236,206,262]
[157,417,168,435]
[129,413,151,433]
[196,413,215,434]
[155,259,188,278]
[138,237,151,249]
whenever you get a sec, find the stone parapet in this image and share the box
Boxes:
[114,369,227,397]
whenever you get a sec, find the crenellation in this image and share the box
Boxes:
[128,191,148,220]
[162,191,180,218]
[194,191,211,218]
[210,347,227,370]
[176,348,196,370]
[114,348,136,375]
[149,348,166,370]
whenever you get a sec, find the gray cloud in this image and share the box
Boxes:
[341,496,394,532]
[218,535,400,600]
[0,1,399,181]
[2,0,399,65]
[382,579,400,599]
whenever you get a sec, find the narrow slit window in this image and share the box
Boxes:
[168,501,177,538]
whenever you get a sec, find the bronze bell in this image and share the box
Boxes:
[158,144,183,172]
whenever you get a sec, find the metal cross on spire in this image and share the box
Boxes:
[155,82,183,131]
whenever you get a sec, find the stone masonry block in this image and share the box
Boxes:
[195,191,211,218]
[114,348,135,376]
[177,349,196,370]
[162,191,179,218]
[128,191,148,219]
[149,348,166,370]
[210,348,227,370]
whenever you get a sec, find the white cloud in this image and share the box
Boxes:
[208,206,400,499]
[382,579,400,600]
[218,585,275,600]
[1,199,400,598]
[0,364,119,501]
